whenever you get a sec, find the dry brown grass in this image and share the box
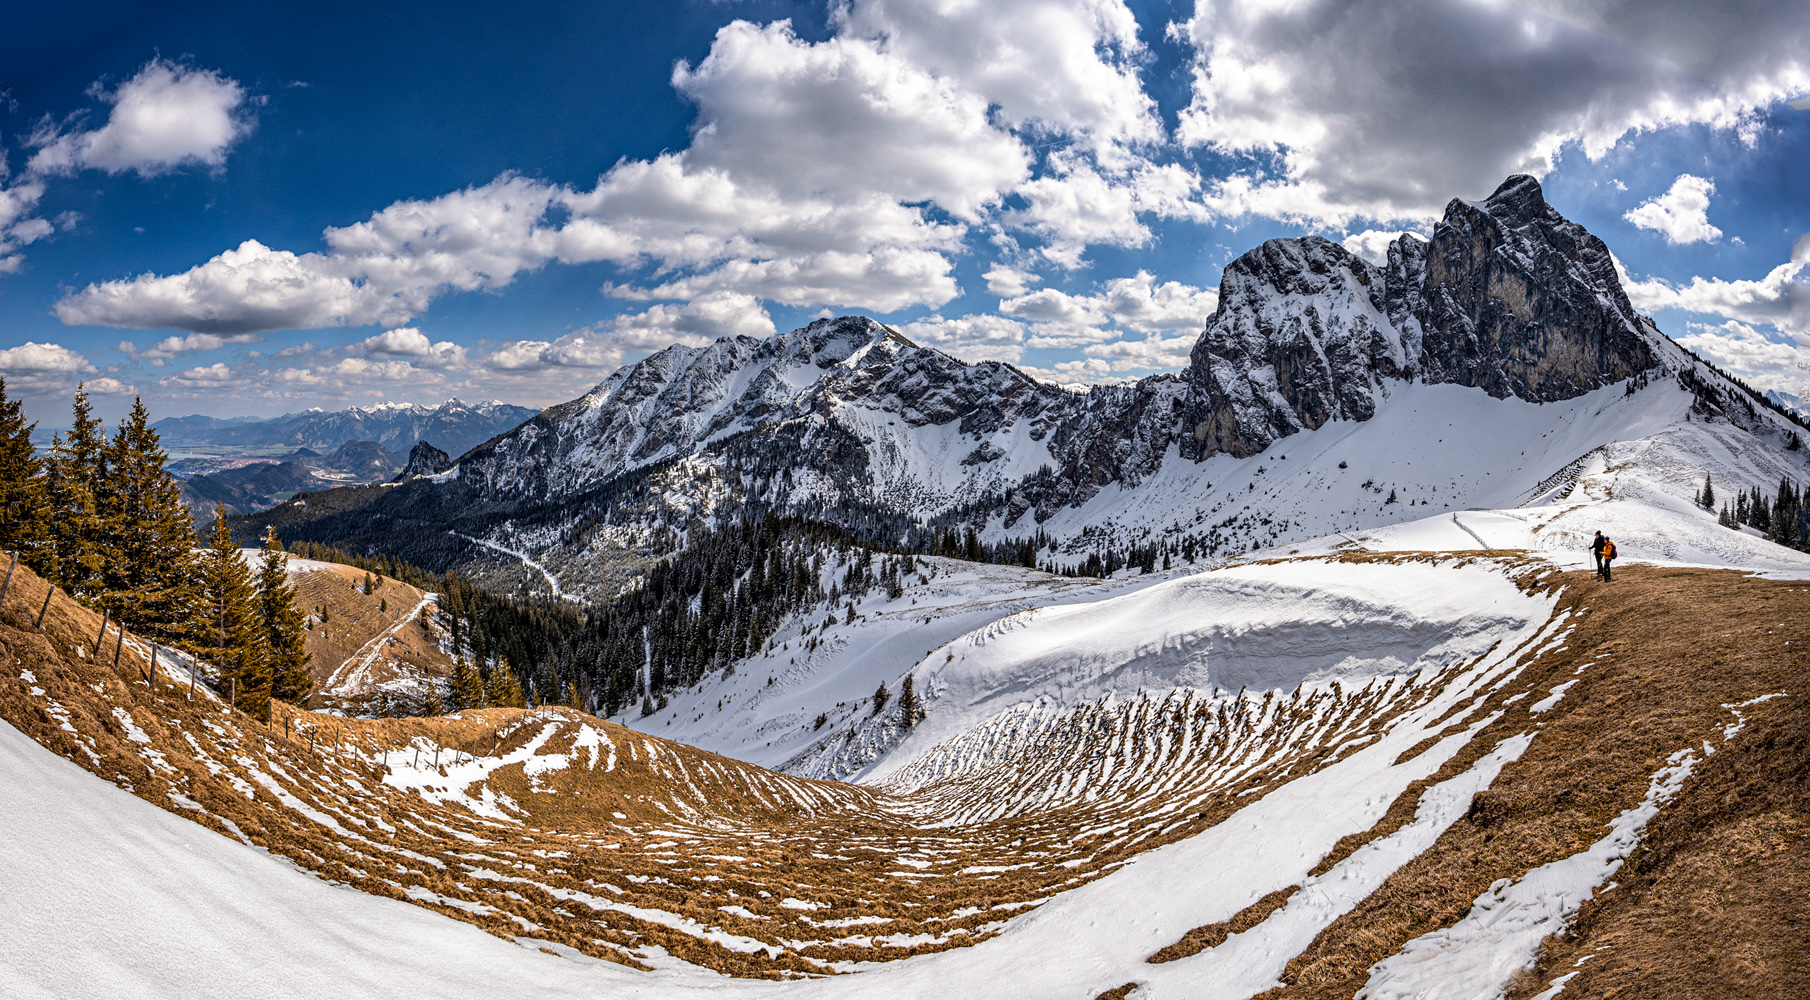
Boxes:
[1148,884,1300,963]
[1245,564,1810,999]
[290,561,451,713]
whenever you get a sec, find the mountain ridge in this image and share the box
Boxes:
[236,175,1806,602]
[154,397,540,458]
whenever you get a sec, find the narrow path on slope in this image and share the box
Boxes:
[326,593,436,696]
[451,531,574,601]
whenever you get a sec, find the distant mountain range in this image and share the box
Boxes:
[152,398,540,459]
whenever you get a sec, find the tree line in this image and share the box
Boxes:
[0,381,309,720]
[1705,474,1810,549]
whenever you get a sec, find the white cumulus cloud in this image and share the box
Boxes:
[29,59,250,177]
[1006,271,1218,347]
[1624,174,1722,244]
[1620,254,1807,328]
[0,341,94,373]
[1341,230,1424,266]
[120,331,261,360]
[894,313,1028,363]
[1676,320,1800,389]
[359,328,467,368]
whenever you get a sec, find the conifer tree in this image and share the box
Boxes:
[449,657,485,711]
[100,398,200,642]
[898,673,921,726]
[1698,474,1715,510]
[872,680,890,715]
[485,660,526,708]
[43,387,108,593]
[200,509,270,720]
[256,527,313,704]
[0,377,48,559]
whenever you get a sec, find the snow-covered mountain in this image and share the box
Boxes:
[253,174,1804,601]
[154,398,540,457]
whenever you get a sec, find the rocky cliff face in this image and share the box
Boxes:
[1178,236,1403,460]
[1178,175,1662,458]
[1414,175,1657,399]
[396,441,452,481]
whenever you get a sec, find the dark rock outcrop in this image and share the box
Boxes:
[396,441,453,481]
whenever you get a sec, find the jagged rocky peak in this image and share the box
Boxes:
[1416,173,1657,401]
[1180,174,1663,458]
[1180,236,1403,459]
[396,440,452,481]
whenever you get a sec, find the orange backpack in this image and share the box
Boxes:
[1602,540,1616,559]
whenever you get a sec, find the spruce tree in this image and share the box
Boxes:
[43,387,108,593]
[1698,474,1715,510]
[485,660,526,708]
[256,527,313,705]
[100,398,200,642]
[0,377,48,560]
[200,510,271,720]
[899,673,920,726]
[449,657,485,711]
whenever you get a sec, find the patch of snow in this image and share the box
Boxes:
[1356,748,1698,1000]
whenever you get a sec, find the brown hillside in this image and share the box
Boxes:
[287,558,453,714]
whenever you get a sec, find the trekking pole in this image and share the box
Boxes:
[0,551,17,608]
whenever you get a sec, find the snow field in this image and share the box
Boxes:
[1025,378,1810,568]
[0,554,1578,999]
[867,557,1551,785]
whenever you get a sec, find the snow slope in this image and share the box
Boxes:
[1024,376,1810,559]
[0,567,1562,999]
[865,558,1548,787]
[610,555,1177,772]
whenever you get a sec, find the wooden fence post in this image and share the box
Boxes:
[35,584,52,628]
[94,609,109,656]
[0,551,17,608]
[113,624,125,670]
[187,649,195,701]
[149,646,159,688]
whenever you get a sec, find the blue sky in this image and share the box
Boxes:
[2,0,1807,424]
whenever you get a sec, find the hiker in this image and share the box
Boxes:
[1598,537,1616,582]
[1591,531,1606,576]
